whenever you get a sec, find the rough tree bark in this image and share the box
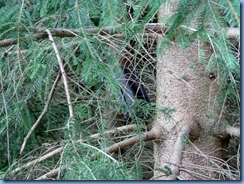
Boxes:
[153,1,230,180]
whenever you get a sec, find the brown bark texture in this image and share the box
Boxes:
[153,2,229,180]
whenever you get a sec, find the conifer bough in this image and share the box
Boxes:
[0,24,239,48]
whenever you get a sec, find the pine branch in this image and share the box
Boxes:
[11,147,64,175]
[11,124,157,176]
[0,32,47,47]
[0,24,239,48]
[20,73,61,155]
[0,59,11,166]
[0,24,165,48]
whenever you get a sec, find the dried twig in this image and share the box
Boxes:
[105,128,160,153]
[46,29,74,118]
[12,124,157,177]
[90,124,152,139]
[90,124,137,139]
[29,129,160,179]
[20,73,61,155]
[11,147,64,175]
[0,62,11,166]
[36,167,61,180]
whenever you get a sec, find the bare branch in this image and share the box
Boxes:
[0,32,47,47]
[90,124,137,139]
[36,167,61,180]
[11,147,64,175]
[167,124,192,180]
[105,128,161,153]
[0,59,11,166]
[20,73,61,155]
[90,124,152,139]
[46,29,74,118]
[12,124,156,177]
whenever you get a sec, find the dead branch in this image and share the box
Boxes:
[35,128,160,179]
[0,24,239,48]
[46,29,74,118]
[90,124,137,139]
[90,123,152,139]
[36,167,61,180]
[0,60,11,165]
[20,73,61,155]
[167,124,192,180]
[0,32,48,47]
[11,147,64,176]
[105,128,161,153]
[0,24,162,47]
[11,124,157,176]
[9,129,116,175]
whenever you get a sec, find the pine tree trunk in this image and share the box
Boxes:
[153,2,229,180]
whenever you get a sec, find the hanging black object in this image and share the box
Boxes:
[118,68,150,119]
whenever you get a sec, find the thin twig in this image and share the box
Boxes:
[12,125,157,176]
[11,147,64,175]
[0,63,11,166]
[28,129,159,179]
[36,167,61,180]
[105,128,160,153]
[180,167,214,180]
[77,142,118,163]
[46,29,74,118]
[20,73,61,155]
[90,124,149,139]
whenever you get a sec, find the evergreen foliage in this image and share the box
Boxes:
[0,0,240,180]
